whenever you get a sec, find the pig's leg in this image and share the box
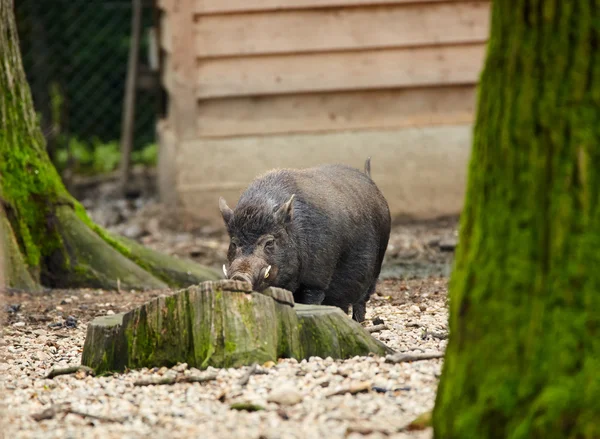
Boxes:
[322,248,374,319]
[351,302,366,323]
[322,298,351,316]
[352,281,377,322]
[296,287,326,305]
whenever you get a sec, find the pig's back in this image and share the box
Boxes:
[247,163,389,232]
[295,164,387,218]
[243,165,389,237]
[294,164,390,282]
[290,165,387,248]
[241,163,390,288]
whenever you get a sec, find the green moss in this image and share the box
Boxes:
[0,84,71,278]
[200,339,216,369]
[224,340,237,354]
[218,292,267,368]
[185,287,217,370]
[165,295,177,314]
[0,120,67,269]
[0,215,38,290]
[0,3,73,280]
[99,351,111,375]
[239,297,257,335]
[298,314,334,359]
[275,305,300,359]
[80,314,125,375]
[0,2,128,288]
[53,207,167,290]
[432,1,600,438]
[209,286,226,367]
[127,308,154,367]
[74,202,220,288]
[0,58,216,289]
[124,294,196,370]
[407,412,433,431]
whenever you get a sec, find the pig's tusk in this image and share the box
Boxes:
[223,264,228,277]
[264,265,271,279]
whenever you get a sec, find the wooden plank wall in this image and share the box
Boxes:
[158,0,490,139]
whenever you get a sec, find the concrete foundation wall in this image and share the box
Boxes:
[160,123,473,226]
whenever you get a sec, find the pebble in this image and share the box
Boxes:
[267,384,303,406]
[123,224,144,239]
[5,304,21,313]
[173,363,188,372]
[372,317,385,325]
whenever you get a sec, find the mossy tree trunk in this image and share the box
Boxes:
[0,0,219,291]
[433,2,600,438]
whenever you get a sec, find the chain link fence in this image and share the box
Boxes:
[16,0,162,176]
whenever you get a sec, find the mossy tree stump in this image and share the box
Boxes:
[82,280,393,373]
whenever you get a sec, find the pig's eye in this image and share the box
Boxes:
[264,238,275,252]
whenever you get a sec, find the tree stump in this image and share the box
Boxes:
[81,280,393,373]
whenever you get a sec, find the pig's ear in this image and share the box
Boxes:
[274,194,295,224]
[219,197,234,224]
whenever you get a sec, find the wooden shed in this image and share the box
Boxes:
[155,0,490,226]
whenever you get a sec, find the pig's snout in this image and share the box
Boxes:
[227,264,272,291]
[230,272,253,285]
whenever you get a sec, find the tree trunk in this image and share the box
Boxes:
[0,0,220,291]
[433,2,600,438]
[81,280,393,374]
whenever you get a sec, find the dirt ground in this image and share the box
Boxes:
[1,173,459,438]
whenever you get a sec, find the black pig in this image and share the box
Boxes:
[218,158,391,322]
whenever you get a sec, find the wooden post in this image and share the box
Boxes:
[119,0,142,193]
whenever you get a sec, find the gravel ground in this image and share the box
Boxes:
[1,278,448,439]
[1,175,457,438]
